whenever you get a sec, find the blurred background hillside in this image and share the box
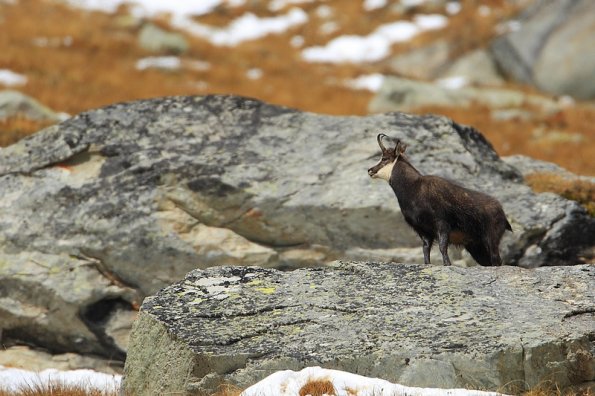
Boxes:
[0,0,594,177]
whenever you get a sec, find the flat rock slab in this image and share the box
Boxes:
[123,262,595,395]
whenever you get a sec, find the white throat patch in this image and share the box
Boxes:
[373,159,396,182]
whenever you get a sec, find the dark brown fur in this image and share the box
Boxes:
[368,134,512,266]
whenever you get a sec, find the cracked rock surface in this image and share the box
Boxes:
[123,262,595,395]
[0,94,593,360]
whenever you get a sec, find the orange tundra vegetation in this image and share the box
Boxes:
[0,0,593,179]
[299,379,337,396]
[0,379,593,396]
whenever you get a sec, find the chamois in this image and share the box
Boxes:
[367,133,512,266]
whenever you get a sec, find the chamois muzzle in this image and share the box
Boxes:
[368,133,399,180]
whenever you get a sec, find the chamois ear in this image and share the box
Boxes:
[396,141,407,155]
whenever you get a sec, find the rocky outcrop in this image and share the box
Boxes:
[123,262,595,395]
[504,155,595,185]
[0,90,64,122]
[138,23,189,54]
[388,40,451,80]
[0,95,593,359]
[490,0,595,99]
[440,49,504,86]
[368,76,560,113]
[388,44,504,87]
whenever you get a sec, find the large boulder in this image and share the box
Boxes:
[0,95,593,358]
[387,40,452,80]
[123,262,595,395]
[439,49,504,86]
[490,0,595,99]
[368,76,559,113]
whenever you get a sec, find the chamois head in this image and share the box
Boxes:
[367,133,407,181]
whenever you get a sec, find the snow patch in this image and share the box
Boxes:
[32,36,73,47]
[319,20,339,35]
[135,56,181,71]
[436,76,468,90]
[64,0,224,17]
[346,73,385,92]
[67,0,307,46]
[478,5,491,16]
[302,14,447,63]
[363,0,387,11]
[290,35,305,47]
[186,60,211,71]
[174,8,308,46]
[0,366,121,393]
[400,0,427,7]
[446,1,461,15]
[242,366,510,396]
[413,14,448,30]
[0,70,27,86]
[246,68,263,80]
[315,4,333,18]
[269,0,314,12]
[496,19,522,34]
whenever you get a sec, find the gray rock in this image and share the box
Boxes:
[122,262,595,395]
[504,155,595,184]
[1,95,593,356]
[390,0,448,14]
[0,251,137,360]
[0,90,63,121]
[0,345,122,374]
[388,40,451,80]
[503,156,595,265]
[440,49,504,86]
[491,0,595,99]
[138,23,188,54]
[369,76,559,113]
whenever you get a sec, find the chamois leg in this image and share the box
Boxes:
[420,235,433,264]
[486,231,503,266]
[437,226,452,266]
[490,251,502,266]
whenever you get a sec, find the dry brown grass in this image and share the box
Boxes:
[0,380,243,396]
[0,377,592,396]
[412,104,595,176]
[0,117,55,146]
[525,172,595,216]
[522,382,594,396]
[1,0,594,176]
[299,379,337,396]
[208,383,243,396]
[0,381,119,396]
